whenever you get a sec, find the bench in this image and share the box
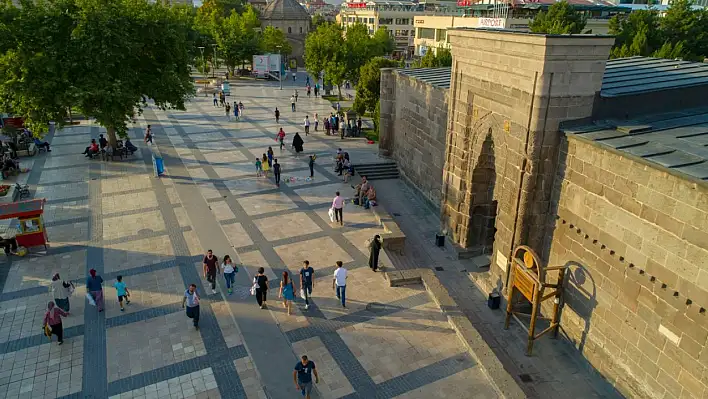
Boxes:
[369,204,406,255]
[15,143,36,157]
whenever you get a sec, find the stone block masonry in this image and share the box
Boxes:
[546,136,708,399]
[379,68,449,210]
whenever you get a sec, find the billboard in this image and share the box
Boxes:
[478,18,505,29]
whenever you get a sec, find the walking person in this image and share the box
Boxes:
[43,302,69,345]
[304,116,310,136]
[332,261,347,308]
[300,260,314,310]
[314,113,319,132]
[277,128,286,151]
[273,159,282,187]
[279,271,295,316]
[368,235,382,272]
[113,275,131,311]
[291,95,296,112]
[239,101,244,117]
[267,147,274,168]
[261,154,270,178]
[203,249,220,294]
[182,284,200,330]
[293,355,319,399]
[222,255,239,295]
[225,102,231,120]
[275,107,280,124]
[50,273,73,312]
[295,90,299,102]
[308,155,315,178]
[86,269,105,312]
[340,118,346,139]
[144,125,153,144]
[255,157,263,177]
[234,102,240,121]
[213,93,218,107]
[254,267,269,309]
[292,132,304,157]
[331,191,344,226]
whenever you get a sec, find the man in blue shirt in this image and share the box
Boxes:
[293,355,318,398]
[182,284,200,330]
[299,261,315,310]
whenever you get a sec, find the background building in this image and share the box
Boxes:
[261,0,311,66]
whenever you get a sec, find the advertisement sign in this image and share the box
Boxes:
[347,2,366,7]
[478,18,505,29]
[456,0,475,6]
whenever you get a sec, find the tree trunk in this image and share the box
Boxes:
[337,85,342,100]
[68,107,73,123]
[106,126,118,150]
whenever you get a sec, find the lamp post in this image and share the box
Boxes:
[276,45,283,90]
[211,44,217,78]
[198,46,206,95]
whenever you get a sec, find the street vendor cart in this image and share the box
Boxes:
[0,199,48,250]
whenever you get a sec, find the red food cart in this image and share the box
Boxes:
[0,199,48,250]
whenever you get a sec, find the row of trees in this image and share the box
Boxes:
[0,0,195,146]
[304,23,394,98]
[529,0,708,61]
[194,0,291,75]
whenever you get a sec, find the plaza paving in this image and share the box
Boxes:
[0,77,500,399]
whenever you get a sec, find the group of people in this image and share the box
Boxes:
[81,133,138,158]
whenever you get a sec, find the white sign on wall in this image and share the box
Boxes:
[478,18,506,29]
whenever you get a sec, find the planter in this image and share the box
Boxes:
[0,185,11,197]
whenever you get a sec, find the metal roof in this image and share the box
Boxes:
[563,106,708,181]
[397,67,452,89]
[262,0,311,20]
[601,57,708,98]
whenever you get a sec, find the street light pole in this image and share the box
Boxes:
[211,44,217,79]
[198,46,206,95]
[276,45,283,90]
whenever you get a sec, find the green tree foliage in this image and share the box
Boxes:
[372,27,395,56]
[413,47,453,68]
[311,14,325,30]
[609,1,708,60]
[198,0,243,20]
[345,23,374,83]
[261,26,292,55]
[353,57,399,115]
[214,6,261,73]
[529,0,587,34]
[0,0,195,145]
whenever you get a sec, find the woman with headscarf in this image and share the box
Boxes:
[368,235,382,272]
[51,273,73,312]
[292,132,304,157]
[86,269,105,312]
[43,302,69,345]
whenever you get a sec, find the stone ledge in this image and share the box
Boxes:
[384,268,526,399]
[370,204,406,255]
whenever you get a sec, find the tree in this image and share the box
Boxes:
[608,2,708,61]
[372,27,395,56]
[311,14,325,30]
[262,26,292,55]
[436,47,452,67]
[305,23,347,97]
[0,0,195,146]
[345,23,374,83]
[529,1,587,34]
[216,11,244,74]
[353,57,398,115]
[198,0,243,20]
[413,47,453,68]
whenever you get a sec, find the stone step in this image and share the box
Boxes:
[352,161,400,181]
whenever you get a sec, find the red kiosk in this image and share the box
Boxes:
[0,199,48,250]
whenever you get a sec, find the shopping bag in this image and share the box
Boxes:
[43,324,52,339]
[328,208,335,223]
[250,277,258,296]
[86,293,96,306]
[300,289,306,299]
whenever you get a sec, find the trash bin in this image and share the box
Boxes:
[151,147,164,176]
[435,233,445,247]
[488,292,501,309]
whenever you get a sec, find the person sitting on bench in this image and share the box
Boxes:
[82,139,99,157]
[124,138,138,153]
[33,137,52,152]
[364,186,376,208]
[354,176,370,206]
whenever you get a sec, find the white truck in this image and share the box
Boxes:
[253,54,282,80]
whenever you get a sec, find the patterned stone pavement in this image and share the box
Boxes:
[0,77,499,399]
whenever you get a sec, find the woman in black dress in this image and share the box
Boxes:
[292,132,304,157]
[369,235,382,272]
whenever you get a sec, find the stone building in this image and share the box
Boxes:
[379,29,708,398]
[261,0,311,66]
[379,67,450,209]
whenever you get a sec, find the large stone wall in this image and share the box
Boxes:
[546,136,708,399]
[442,29,613,265]
[380,69,449,209]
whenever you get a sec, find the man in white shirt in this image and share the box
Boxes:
[304,116,310,136]
[332,261,347,308]
[331,191,344,226]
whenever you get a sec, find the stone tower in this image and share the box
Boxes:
[440,29,614,287]
[261,0,311,66]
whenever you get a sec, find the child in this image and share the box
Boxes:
[225,103,231,120]
[277,128,286,150]
[255,158,262,177]
[261,154,270,177]
[267,147,274,168]
[113,275,130,311]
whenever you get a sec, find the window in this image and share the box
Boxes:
[394,30,408,37]
[369,18,374,24]
[417,27,435,39]
[288,27,292,33]
[436,29,446,41]
[379,18,393,24]
[300,26,303,33]
[395,18,410,25]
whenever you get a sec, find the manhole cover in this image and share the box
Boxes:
[435,266,445,271]
[519,374,533,383]
[365,302,390,313]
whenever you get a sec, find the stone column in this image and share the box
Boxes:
[440,29,614,289]
[378,68,397,157]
